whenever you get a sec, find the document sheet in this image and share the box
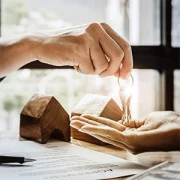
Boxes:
[0,140,145,180]
[129,161,180,180]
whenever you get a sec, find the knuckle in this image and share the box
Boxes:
[123,41,131,52]
[129,60,134,68]
[77,34,93,50]
[78,33,89,44]
[100,22,109,28]
[114,49,124,59]
[95,63,108,74]
[105,68,115,76]
[124,60,133,70]
[100,61,109,70]
[86,66,95,75]
[87,22,102,33]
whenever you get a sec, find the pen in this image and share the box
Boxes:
[0,155,36,164]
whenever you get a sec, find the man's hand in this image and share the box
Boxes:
[70,111,180,154]
[38,23,133,78]
[0,23,133,78]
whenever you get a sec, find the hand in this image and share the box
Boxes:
[70,111,180,154]
[38,23,133,78]
[0,23,133,78]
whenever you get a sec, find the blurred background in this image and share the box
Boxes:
[0,0,179,132]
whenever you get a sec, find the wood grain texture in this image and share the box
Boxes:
[71,94,123,145]
[20,94,70,144]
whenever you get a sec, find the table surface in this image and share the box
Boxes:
[1,131,180,180]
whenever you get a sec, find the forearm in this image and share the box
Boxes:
[0,35,42,78]
[0,23,133,78]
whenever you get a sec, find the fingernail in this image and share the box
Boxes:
[71,116,79,120]
[121,72,130,80]
[78,128,86,132]
[70,122,78,129]
[99,73,106,78]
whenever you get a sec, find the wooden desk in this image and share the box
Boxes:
[1,131,180,180]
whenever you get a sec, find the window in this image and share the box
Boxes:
[172,0,180,114]
[172,0,180,47]
[174,70,180,114]
[0,0,178,132]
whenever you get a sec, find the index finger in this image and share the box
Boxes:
[80,124,124,142]
[82,114,126,131]
[101,23,133,78]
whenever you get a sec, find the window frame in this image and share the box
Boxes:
[0,0,179,110]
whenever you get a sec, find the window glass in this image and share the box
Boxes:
[128,0,160,45]
[174,70,180,113]
[2,0,160,45]
[172,0,180,47]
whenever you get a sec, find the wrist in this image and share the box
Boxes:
[35,32,77,66]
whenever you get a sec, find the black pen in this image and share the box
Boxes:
[0,155,36,164]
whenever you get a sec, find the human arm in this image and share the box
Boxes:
[0,35,40,78]
[0,23,133,78]
[70,111,180,154]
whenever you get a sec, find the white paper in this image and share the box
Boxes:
[129,161,180,180]
[0,140,145,180]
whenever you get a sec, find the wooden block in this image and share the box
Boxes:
[20,94,70,144]
[71,93,123,145]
